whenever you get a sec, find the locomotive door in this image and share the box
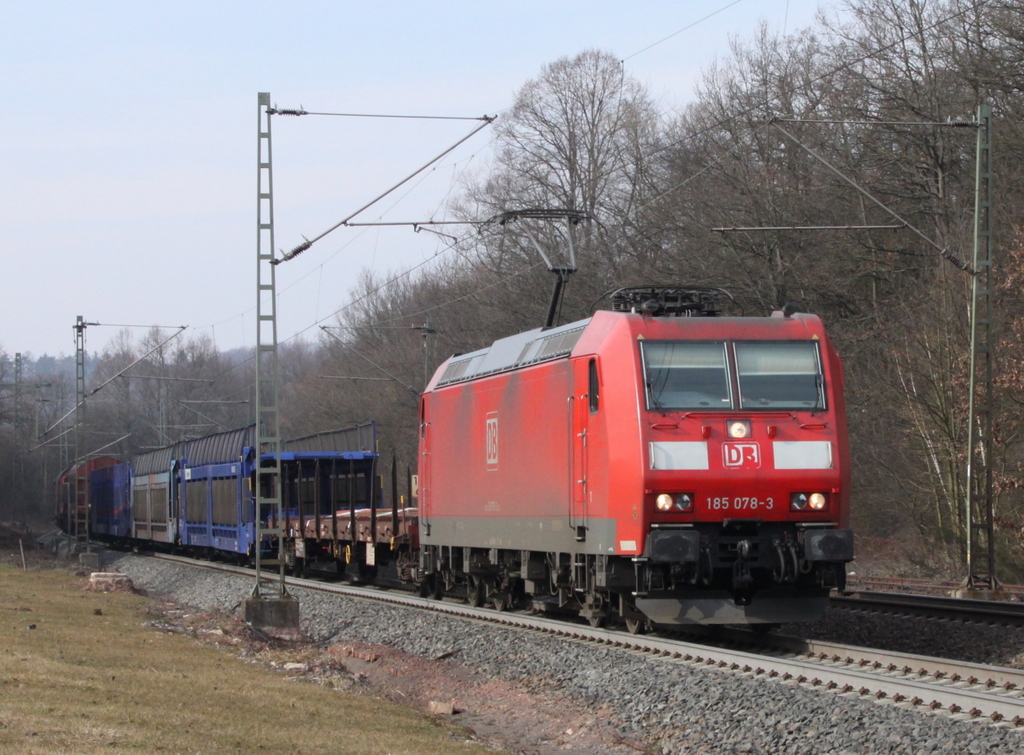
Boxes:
[418,397,431,535]
[570,358,593,539]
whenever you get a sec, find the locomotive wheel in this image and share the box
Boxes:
[624,617,646,635]
[584,592,608,627]
[467,576,486,607]
[418,575,446,600]
[492,592,510,612]
[432,574,447,600]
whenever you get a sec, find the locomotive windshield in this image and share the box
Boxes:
[734,341,825,410]
[642,342,731,410]
[642,340,825,411]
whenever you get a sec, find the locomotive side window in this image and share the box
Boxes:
[642,342,731,410]
[734,341,825,409]
[588,358,600,413]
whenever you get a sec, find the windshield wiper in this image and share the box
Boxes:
[646,380,665,412]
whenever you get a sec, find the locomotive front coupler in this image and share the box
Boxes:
[731,539,755,595]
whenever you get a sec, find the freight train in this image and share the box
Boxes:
[59,287,853,632]
[55,423,414,574]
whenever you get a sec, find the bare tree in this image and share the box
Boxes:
[454,49,662,325]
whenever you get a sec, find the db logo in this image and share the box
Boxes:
[723,442,760,469]
[485,412,499,469]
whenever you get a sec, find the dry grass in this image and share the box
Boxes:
[0,564,491,754]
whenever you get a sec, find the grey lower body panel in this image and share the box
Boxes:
[422,516,618,555]
[636,588,830,625]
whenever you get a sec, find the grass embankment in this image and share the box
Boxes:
[0,564,483,754]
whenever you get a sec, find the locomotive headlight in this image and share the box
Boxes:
[655,493,694,512]
[790,492,827,511]
[727,420,751,439]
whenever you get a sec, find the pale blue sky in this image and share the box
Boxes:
[0,1,839,358]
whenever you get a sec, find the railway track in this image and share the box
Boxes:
[149,552,1024,731]
[834,589,1024,626]
[848,576,1024,599]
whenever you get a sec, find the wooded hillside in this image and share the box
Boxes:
[5,0,1024,579]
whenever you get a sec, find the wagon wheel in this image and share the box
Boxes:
[417,577,433,598]
[467,575,486,607]
[588,614,607,629]
[334,558,350,582]
[357,561,378,584]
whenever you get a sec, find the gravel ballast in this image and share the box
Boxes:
[108,553,1024,754]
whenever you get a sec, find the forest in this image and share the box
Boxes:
[2,0,1024,581]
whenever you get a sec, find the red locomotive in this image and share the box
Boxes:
[416,288,853,630]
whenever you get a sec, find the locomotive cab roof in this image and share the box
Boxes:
[432,288,821,391]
